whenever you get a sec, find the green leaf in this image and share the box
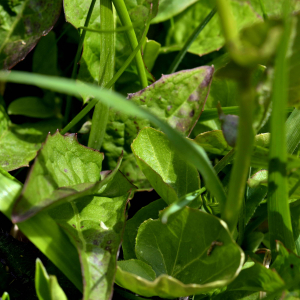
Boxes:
[117,260,156,281]
[116,207,244,298]
[163,0,259,56]
[103,66,214,188]
[0,169,83,292]
[0,119,61,171]
[0,70,227,212]
[152,0,199,24]
[50,194,129,300]
[0,0,62,69]
[32,31,58,76]
[35,258,67,300]
[193,130,232,155]
[12,149,134,222]
[241,232,264,252]
[226,260,284,292]
[8,97,56,118]
[122,198,167,260]
[272,241,300,285]
[1,292,10,300]
[143,39,161,71]
[131,127,201,205]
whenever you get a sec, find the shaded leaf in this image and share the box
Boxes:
[35,258,67,300]
[32,31,58,76]
[103,66,214,189]
[163,0,259,56]
[122,198,167,260]
[152,0,199,24]
[116,207,244,298]
[0,119,61,171]
[0,0,62,69]
[131,127,200,205]
[8,97,56,118]
[226,260,284,292]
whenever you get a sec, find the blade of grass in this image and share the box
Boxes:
[167,7,217,74]
[88,0,115,150]
[78,25,132,33]
[60,22,150,135]
[161,188,206,224]
[64,0,97,125]
[112,0,148,88]
[0,70,227,211]
[258,0,268,21]
[268,0,296,253]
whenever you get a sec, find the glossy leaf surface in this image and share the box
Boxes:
[132,127,200,205]
[0,0,62,69]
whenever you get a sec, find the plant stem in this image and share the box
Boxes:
[267,0,295,254]
[168,7,217,74]
[112,0,148,88]
[222,77,255,233]
[60,23,149,136]
[63,0,97,125]
[88,0,115,150]
[216,0,239,51]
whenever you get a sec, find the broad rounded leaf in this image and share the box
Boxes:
[0,0,62,69]
[116,207,244,298]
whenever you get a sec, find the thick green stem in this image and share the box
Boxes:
[112,0,148,88]
[88,0,115,150]
[222,78,255,233]
[267,0,295,254]
[216,0,239,50]
[61,23,149,135]
[64,0,97,125]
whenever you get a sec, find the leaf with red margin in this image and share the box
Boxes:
[0,0,62,69]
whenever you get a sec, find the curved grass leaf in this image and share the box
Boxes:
[0,168,82,292]
[116,207,244,298]
[0,0,62,69]
[0,70,227,212]
[131,127,201,206]
[103,66,214,189]
[35,258,67,300]
[122,198,167,260]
